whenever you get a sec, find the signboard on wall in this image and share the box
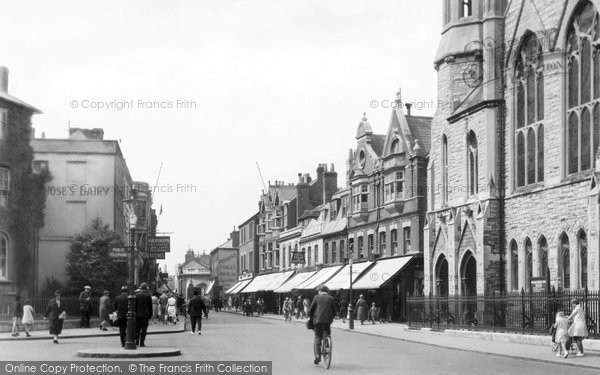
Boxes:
[148,236,170,252]
[530,277,547,293]
[291,251,305,264]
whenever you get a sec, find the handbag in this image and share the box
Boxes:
[306,317,314,330]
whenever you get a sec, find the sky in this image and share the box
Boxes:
[1,0,441,273]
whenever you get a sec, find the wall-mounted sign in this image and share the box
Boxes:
[149,251,166,259]
[291,251,305,264]
[148,236,170,252]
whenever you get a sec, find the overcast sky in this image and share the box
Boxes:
[1,0,441,273]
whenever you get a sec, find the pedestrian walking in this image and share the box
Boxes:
[567,299,588,357]
[303,297,310,319]
[99,290,111,331]
[151,293,159,323]
[187,290,208,335]
[135,283,153,347]
[368,302,380,324]
[21,298,35,337]
[11,295,23,337]
[295,296,303,319]
[79,285,91,328]
[44,290,66,344]
[167,293,178,324]
[356,295,368,325]
[553,311,570,358]
[339,295,347,323]
[159,291,168,323]
[113,286,129,347]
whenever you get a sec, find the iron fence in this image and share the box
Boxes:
[0,295,100,320]
[406,288,600,338]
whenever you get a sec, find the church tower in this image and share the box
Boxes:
[424,0,508,308]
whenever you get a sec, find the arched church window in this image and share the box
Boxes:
[515,32,544,187]
[566,2,600,174]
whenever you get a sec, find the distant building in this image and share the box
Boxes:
[132,181,158,291]
[0,66,43,296]
[31,128,133,292]
[238,213,259,279]
[257,164,338,274]
[209,231,239,298]
[177,249,210,299]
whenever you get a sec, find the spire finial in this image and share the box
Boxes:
[395,87,402,105]
[362,112,367,121]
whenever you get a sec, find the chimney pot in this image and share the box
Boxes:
[405,103,412,117]
[0,67,8,93]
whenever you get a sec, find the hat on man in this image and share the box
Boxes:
[140,283,148,290]
[84,285,91,290]
[121,286,128,292]
[54,290,62,296]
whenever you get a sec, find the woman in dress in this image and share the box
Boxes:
[167,293,178,324]
[567,299,588,356]
[356,295,368,325]
[151,292,159,323]
[21,298,35,337]
[44,290,66,344]
[98,290,110,331]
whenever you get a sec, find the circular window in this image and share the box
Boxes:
[358,150,366,168]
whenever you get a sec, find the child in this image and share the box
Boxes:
[21,299,34,337]
[553,311,570,358]
[369,302,380,324]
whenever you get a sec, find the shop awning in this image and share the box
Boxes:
[224,281,241,294]
[325,261,374,291]
[226,278,253,294]
[352,256,414,290]
[242,270,295,293]
[205,280,215,294]
[274,271,317,293]
[295,265,343,290]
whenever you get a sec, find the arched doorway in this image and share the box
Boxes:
[461,251,477,296]
[435,255,449,296]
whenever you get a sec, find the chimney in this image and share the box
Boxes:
[405,103,412,117]
[0,67,8,93]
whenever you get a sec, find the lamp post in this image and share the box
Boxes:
[348,253,354,330]
[124,190,138,350]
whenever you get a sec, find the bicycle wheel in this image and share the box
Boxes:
[322,335,332,369]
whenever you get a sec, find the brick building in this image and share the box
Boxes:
[346,103,430,318]
[425,0,600,306]
[0,67,43,296]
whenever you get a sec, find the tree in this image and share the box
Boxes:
[65,218,128,296]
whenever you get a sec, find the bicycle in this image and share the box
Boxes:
[321,331,332,369]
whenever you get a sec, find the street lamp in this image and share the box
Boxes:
[124,189,138,350]
[348,250,355,330]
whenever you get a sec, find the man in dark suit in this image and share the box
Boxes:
[135,283,153,347]
[113,286,129,347]
[187,289,208,335]
[308,285,336,365]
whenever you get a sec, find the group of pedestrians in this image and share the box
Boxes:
[551,299,589,358]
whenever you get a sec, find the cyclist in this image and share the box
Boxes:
[308,285,336,365]
[283,297,292,322]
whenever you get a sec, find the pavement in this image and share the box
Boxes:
[222,309,600,371]
[0,318,184,341]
